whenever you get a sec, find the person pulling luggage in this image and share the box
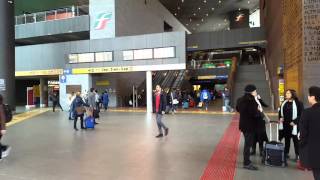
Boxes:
[236,84,262,170]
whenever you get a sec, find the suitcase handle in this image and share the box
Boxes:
[269,120,279,142]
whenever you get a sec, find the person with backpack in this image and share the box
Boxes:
[236,84,262,171]
[278,89,304,161]
[200,88,211,111]
[0,94,11,161]
[71,92,88,131]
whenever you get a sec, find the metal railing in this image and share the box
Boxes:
[262,55,275,110]
[15,5,89,25]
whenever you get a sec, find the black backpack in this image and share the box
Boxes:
[3,104,13,123]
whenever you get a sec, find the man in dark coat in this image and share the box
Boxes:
[236,84,262,170]
[153,85,169,138]
[300,86,320,180]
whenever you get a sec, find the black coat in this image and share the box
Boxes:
[236,94,262,133]
[153,92,167,114]
[278,100,304,137]
[299,103,320,168]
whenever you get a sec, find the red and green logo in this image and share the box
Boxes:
[93,12,112,30]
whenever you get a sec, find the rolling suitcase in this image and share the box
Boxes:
[85,116,95,129]
[182,101,189,109]
[263,120,286,167]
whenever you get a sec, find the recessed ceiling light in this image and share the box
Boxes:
[206,13,209,16]
[186,23,189,26]
[174,13,177,16]
[182,0,184,2]
[212,7,215,11]
[193,13,196,16]
[239,8,241,11]
[248,1,250,3]
[198,7,201,10]
[219,0,221,3]
[197,24,200,26]
[190,18,192,22]
[177,6,180,10]
[201,19,204,22]
[204,0,207,3]
[218,24,221,26]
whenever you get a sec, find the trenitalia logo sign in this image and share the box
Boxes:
[93,12,113,30]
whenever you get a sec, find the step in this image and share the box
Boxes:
[237,65,265,72]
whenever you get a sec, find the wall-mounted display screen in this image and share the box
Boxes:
[95,52,113,62]
[134,49,153,60]
[123,50,134,61]
[154,47,175,59]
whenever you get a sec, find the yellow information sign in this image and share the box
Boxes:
[72,66,134,74]
[96,80,110,86]
[15,69,64,77]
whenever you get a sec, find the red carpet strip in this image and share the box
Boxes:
[201,115,241,180]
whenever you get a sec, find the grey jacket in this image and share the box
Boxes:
[88,92,96,108]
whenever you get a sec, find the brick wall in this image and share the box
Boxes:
[283,0,303,97]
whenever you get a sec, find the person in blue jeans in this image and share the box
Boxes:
[200,88,211,111]
[153,85,169,138]
[222,87,233,112]
[102,90,109,111]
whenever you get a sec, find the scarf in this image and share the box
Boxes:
[280,100,298,135]
[280,100,298,121]
[254,96,263,112]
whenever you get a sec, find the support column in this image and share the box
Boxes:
[132,85,136,108]
[146,71,153,113]
[39,78,48,107]
[0,0,15,108]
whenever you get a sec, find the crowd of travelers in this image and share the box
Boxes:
[236,84,320,180]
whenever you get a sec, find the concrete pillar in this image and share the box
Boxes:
[39,78,48,107]
[0,0,15,108]
[132,85,135,108]
[146,71,153,113]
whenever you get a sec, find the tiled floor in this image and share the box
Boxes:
[0,111,313,180]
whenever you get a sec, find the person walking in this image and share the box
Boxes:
[300,86,320,180]
[71,92,87,131]
[171,89,178,113]
[51,92,63,112]
[0,94,11,161]
[153,85,169,138]
[102,90,109,111]
[68,92,75,120]
[200,88,211,111]
[222,87,233,112]
[236,84,262,170]
[88,88,98,125]
[279,89,304,161]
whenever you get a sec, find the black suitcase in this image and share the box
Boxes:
[262,119,286,167]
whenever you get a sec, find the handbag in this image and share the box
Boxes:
[76,106,86,115]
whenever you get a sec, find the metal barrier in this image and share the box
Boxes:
[15,5,89,25]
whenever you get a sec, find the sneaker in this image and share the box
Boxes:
[2,146,11,158]
[155,134,164,138]
[165,128,169,136]
[243,164,258,171]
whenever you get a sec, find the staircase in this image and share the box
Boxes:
[232,64,272,108]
